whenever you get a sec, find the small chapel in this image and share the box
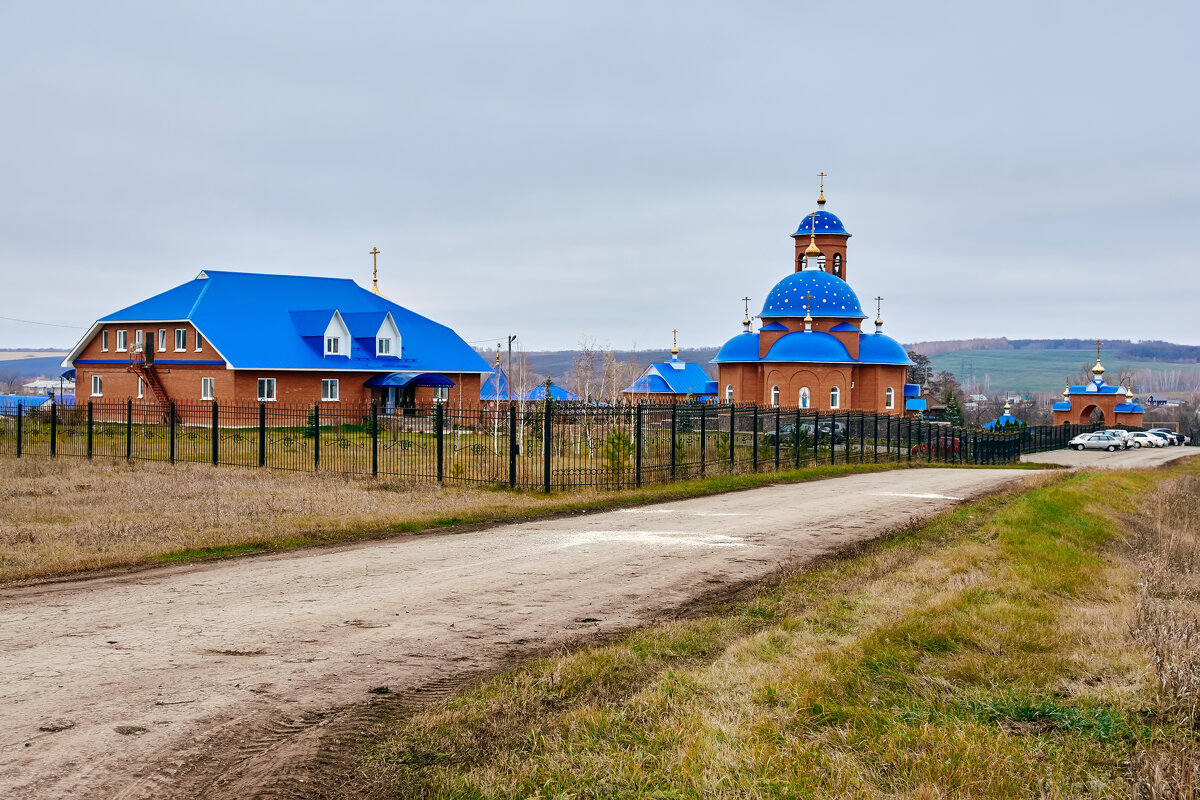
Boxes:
[713,180,916,414]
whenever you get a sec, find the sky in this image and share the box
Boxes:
[1,1,1197,354]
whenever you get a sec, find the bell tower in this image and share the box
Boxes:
[792,172,852,280]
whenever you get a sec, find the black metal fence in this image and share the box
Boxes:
[0,399,1113,491]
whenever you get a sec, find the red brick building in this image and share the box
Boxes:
[63,270,490,411]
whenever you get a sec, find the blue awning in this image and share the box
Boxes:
[905,399,927,411]
[364,371,456,388]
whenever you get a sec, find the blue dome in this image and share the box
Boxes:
[761,270,865,319]
[764,331,853,363]
[792,209,849,237]
[857,332,913,365]
[712,331,760,363]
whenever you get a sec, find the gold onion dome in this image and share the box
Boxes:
[804,234,822,258]
[1092,359,1105,376]
[1126,385,1135,400]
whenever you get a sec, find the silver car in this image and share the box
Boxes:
[1069,433,1123,451]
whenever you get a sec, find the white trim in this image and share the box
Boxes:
[137,376,144,399]
[116,329,128,352]
[770,385,780,407]
[201,376,215,401]
[174,328,187,352]
[829,386,841,409]
[885,386,895,410]
[323,310,351,358]
[321,378,340,402]
[91,375,103,397]
[375,312,401,357]
[158,328,167,352]
[101,330,108,352]
[256,377,277,402]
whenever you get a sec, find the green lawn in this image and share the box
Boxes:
[928,348,1200,394]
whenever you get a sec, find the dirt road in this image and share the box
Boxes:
[2,468,1037,798]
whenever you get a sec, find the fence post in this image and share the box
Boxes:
[873,413,879,463]
[794,407,802,469]
[126,399,133,460]
[168,402,175,464]
[211,401,219,466]
[751,404,759,472]
[699,403,707,475]
[542,399,551,493]
[258,402,266,467]
[15,403,22,458]
[508,404,517,488]
[634,403,643,488]
[86,401,93,458]
[50,401,57,457]
[371,402,379,477]
[670,403,677,481]
[436,403,444,483]
[313,403,320,470]
[729,405,736,471]
[774,405,781,471]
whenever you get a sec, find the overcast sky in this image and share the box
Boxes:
[2,1,1197,353]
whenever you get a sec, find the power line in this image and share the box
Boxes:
[0,315,87,330]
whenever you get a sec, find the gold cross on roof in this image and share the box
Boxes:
[817,172,827,203]
[874,296,883,315]
[369,247,382,294]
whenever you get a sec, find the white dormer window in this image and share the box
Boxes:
[375,313,400,358]
[324,311,351,359]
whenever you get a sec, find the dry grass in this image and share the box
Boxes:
[330,463,1200,799]
[1129,473,1200,797]
[0,454,928,584]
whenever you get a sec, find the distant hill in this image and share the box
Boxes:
[0,354,69,381]
[907,337,1200,363]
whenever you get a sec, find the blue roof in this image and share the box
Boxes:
[857,333,913,365]
[363,371,455,388]
[905,399,927,411]
[623,359,717,396]
[829,322,860,332]
[983,412,1025,430]
[480,366,511,401]
[712,332,760,363]
[1114,402,1145,413]
[759,321,788,332]
[904,383,921,398]
[523,384,580,402]
[764,332,854,363]
[73,270,490,375]
[1052,401,1071,411]
[792,209,850,237]
[0,394,52,411]
[761,270,865,319]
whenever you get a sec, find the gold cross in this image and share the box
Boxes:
[1095,339,1102,361]
[802,290,814,316]
[369,247,381,294]
[742,296,751,316]
[874,296,883,315]
[672,328,678,349]
[818,171,827,192]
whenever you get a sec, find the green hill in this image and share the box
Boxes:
[928,349,1200,394]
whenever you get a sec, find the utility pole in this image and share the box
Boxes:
[506,335,517,402]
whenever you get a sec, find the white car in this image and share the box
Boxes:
[1127,432,1165,448]
[1069,433,1124,451]
[1099,430,1131,449]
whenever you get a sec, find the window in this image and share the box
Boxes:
[321,379,339,401]
[885,387,895,410]
[116,330,128,351]
[770,385,780,407]
[137,376,144,399]
[830,386,840,409]
[325,336,340,355]
[134,329,143,349]
[725,384,733,402]
[377,337,391,356]
[833,253,842,276]
[432,386,449,403]
[195,332,204,352]
[158,329,166,352]
[799,387,810,409]
[201,377,215,400]
[257,378,276,401]
[175,329,187,351]
[91,375,103,396]
[101,331,109,352]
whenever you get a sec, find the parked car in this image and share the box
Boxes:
[764,421,846,446]
[1068,433,1124,451]
[1148,428,1188,446]
[1127,431,1166,448]
[1098,430,1131,449]
[1145,430,1177,446]
[911,436,962,456]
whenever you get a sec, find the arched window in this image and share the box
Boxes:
[830,386,840,409]
[726,384,733,402]
[885,387,895,410]
[771,385,780,407]
[799,387,810,409]
[833,253,842,276]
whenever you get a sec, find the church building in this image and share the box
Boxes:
[713,183,915,413]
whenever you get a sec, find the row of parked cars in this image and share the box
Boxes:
[1068,428,1191,451]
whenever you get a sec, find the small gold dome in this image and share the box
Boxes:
[1092,360,1105,376]
[1126,385,1134,400]
[804,234,822,258]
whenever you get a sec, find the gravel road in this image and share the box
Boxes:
[0,467,1060,798]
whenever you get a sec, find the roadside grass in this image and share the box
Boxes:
[338,460,1200,799]
[0,454,1027,583]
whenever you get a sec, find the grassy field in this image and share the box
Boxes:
[929,348,1200,394]
[0,454,983,584]
[327,458,1200,798]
